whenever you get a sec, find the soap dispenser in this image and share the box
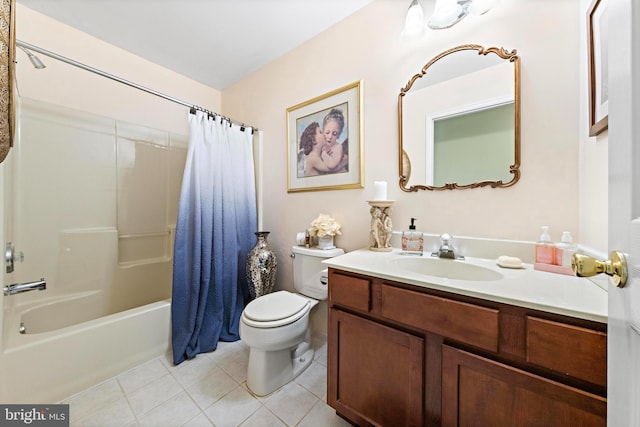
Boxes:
[401,218,424,255]
[555,231,577,267]
[534,226,555,265]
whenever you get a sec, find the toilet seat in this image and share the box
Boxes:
[242,291,311,328]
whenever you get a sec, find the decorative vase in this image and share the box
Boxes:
[317,235,336,250]
[246,231,278,300]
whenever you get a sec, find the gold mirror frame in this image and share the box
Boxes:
[0,0,15,163]
[398,44,520,191]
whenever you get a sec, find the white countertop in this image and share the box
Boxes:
[323,248,608,323]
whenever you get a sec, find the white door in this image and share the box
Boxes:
[607,0,640,425]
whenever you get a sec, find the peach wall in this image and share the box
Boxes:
[578,0,608,255]
[222,0,605,312]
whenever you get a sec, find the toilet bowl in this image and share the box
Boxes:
[240,246,344,396]
[240,291,317,396]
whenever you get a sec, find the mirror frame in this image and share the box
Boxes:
[398,44,520,191]
[0,0,15,163]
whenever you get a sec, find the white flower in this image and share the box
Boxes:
[308,213,342,237]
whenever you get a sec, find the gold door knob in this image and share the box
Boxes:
[572,251,628,288]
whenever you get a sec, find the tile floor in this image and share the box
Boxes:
[62,335,352,426]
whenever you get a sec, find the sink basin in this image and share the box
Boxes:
[392,257,504,281]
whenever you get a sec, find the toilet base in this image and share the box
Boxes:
[246,340,315,396]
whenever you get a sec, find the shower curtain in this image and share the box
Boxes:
[171,111,257,365]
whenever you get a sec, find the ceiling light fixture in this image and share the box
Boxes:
[403,0,500,36]
[403,0,426,38]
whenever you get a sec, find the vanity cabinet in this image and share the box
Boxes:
[331,310,424,426]
[327,269,607,427]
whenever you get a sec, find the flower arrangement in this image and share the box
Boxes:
[308,213,342,237]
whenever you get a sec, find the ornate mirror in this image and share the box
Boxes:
[398,44,520,191]
[0,0,16,163]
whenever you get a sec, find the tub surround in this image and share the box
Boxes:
[0,98,180,404]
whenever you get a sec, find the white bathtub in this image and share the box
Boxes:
[0,293,171,404]
[17,291,105,334]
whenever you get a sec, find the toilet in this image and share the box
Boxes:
[240,245,344,396]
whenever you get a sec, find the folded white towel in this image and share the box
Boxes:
[497,255,523,269]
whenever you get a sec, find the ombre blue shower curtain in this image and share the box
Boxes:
[171,111,257,365]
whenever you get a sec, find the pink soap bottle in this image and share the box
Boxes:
[535,226,556,265]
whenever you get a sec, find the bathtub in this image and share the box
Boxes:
[0,292,171,404]
[17,291,105,334]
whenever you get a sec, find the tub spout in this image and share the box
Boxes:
[3,278,46,296]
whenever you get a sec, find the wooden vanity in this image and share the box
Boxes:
[327,267,607,427]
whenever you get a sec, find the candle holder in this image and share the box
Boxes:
[367,200,394,252]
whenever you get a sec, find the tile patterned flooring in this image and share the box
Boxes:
[62,335,351,426]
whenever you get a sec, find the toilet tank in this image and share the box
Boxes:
[291,246,345,300]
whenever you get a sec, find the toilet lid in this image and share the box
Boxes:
[243,291,310,324]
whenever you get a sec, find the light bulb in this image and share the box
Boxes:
[428,0,465,29]
[403,0,425,38]
[468,0,500,16]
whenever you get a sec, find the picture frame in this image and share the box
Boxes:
[287,81,363,193]
[0,0,16,163]
[587,0,608,136]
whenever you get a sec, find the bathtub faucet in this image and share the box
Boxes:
[3,278,46,296]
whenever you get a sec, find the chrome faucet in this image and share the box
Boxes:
[432,234,464,260]
[3,278,46,296]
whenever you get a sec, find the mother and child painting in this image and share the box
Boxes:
[297,104,349,178]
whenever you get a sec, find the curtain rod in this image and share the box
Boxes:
[16,40,258,133]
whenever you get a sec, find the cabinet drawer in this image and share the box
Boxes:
[329,271,371,312]
[381,285,499,352]
[526,316,607,386]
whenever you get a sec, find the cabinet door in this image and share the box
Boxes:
[442,346,606,427]
[328,310,424,427]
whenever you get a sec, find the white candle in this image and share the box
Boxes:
[373,181,387,201]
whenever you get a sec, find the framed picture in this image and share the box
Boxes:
[587,0,608,136]
[0,0,16,163]
[287,81,363,192]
